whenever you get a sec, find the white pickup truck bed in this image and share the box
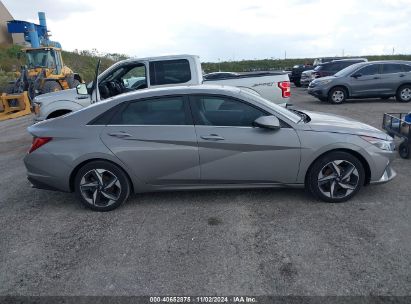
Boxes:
[204,71,290,105]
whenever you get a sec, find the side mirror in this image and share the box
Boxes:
[253,115,281,130]
[76,83,88,95]
[351,73,362,78]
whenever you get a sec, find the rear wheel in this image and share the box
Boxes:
[396,85,411,102]
[399,141,410,159]
[307,151,365,203]
[328,87,347,104]
[42,81,62,94]
[74,161,131,211]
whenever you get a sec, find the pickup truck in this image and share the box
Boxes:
[33,55,290,121]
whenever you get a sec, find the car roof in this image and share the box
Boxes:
[113,84,242,101]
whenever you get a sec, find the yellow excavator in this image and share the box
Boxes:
[0,13,82,121]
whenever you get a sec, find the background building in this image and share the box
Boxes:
[0,0,13,45]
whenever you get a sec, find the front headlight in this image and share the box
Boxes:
[33,102,41,115]
[360,136,395,151]
[317,79,333,85]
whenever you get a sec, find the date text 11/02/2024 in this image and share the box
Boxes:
[149,296,257,303]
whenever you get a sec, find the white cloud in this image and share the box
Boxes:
[2,0,411,61]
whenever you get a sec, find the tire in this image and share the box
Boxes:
[307,151,365,203]
[74,160,131,211]
[41,81,62,94]
[396,85,411,102]
[328,87,347,104]
[399,141,410,159]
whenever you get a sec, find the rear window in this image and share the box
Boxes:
[149,59,191,85]
[111,96,189,125]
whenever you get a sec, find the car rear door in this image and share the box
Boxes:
[188,95,301,184]
[379,63,407,94]
[347,64,382,97]
[100,95,200,185]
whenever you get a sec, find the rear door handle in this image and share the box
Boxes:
[201,134,225,141]
[373,77,380,79]
[108,131,132,138]
[399,74,405,77]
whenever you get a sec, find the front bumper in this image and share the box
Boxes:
[370,164,397,184]
[307,86,328,98]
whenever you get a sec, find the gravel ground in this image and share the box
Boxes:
[0,87,410,296]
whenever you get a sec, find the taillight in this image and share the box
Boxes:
[278,81,291,98]
[28,137,52,154]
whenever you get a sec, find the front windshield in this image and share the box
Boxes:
[26,50,56,69]
[334,62,363,77]
[240,90,301,123]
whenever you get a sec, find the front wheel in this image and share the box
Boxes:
[328,87,347,104]
[74,161,131,211]
[307,151,365,203]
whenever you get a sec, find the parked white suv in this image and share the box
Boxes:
[33,55,291,121]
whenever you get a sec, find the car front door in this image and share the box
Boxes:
[347,64,382,97]
[189,95,301,184]
[100,95,200,185]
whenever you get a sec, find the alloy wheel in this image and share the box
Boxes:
[400,88,411,101]
[332,90,345,103]
[79,169,121,207]
[317,160,359,199]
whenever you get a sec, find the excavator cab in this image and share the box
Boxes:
[25,48,62,75]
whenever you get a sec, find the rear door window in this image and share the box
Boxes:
[149,59,191,85]
[112,96,190,125]
[382,64,403,74]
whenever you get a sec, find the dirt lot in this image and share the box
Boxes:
[0,87,410,296]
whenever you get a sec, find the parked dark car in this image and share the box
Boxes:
[290,64,314,87]
[308,60,411,104]
[312,59,368,79]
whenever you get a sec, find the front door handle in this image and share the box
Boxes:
[201,134,225,141]
[108,131,132,138]
[399,74,405,78]
[373,77,380,79]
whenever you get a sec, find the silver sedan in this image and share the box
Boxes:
[24,85,396,211]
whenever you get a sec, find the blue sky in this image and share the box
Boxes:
[3,0,411,61]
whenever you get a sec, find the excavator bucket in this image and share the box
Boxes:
[0,92,32,121]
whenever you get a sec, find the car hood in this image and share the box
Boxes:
[33,88,78,104]
[305,110,389,140]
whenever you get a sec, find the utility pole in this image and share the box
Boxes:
[218,58,221,72]
[284,51,287,60]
